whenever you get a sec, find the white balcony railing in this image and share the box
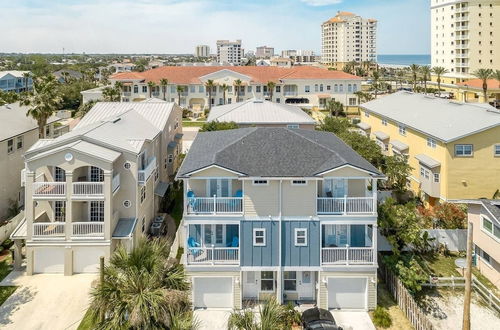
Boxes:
[112,173,120,193]
[322,247,374,265]
[138,157,157,184]
[284,91,298,97]
[33,182,66,197]
[72,222,104,238]
[33,222,65,238]
[187,197,243,215]
[72,182,104,197]
[317,196,375,215]
[187,247,239,265]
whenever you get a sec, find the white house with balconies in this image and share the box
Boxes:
[11,101,183,275]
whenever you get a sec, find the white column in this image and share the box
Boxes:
[104,171,113,240]
[373,224,378,265]
[276,270,283,304]
[372,179,378,213]
[65,171,73,240]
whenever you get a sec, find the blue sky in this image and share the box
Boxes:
[0,0,430,54]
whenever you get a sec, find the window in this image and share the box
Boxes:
[134,85,138,93]
[90,201,104,221]
[482,217,493,234]
[16,136,23,149]
[314,84,318,92]
[454,144,473,157]
[199,85,204,93]
[276,98,280,103]
[427,137,437,148]
[253,180,268,185]
[494,145,500,156]
[305,85,310,93]
[54,201,65,221]
[276,86,281,93]
[294,228,307,246]
[339,84,344,92]
[398,124,406,136]
[142,86,147,93]
[253,228,266,246]
[123,162,131,170]
[256,86,261,93]
[292,180,306,185]
[123,200,131,208]
[7,139,13,154]
[140,186,146,203]
[349,98,356,106]
[381,119,388,126]
[261,271,274,291]
[141,217,146,233]
[433,173,440,183]
[168,154,173,164]
[284,271,297,291]
[334,84,338,92]
[287,124,299,129]
[170,85,176,93]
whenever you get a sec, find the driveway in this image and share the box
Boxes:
[0,270,96,330]
[331,311,375,330]
[182,126,199,153]
[194,309,231,330]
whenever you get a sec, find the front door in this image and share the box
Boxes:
[324,179,347,197]
[298,271,315,300]
[208,179,231,197]
[243,271,258,298]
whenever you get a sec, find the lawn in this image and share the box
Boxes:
[0,252,17,306]
[417,252,462,277]
[370,281,413,330]
[182,120,205,127]
[77,310,94,330]
[170,184,184,227]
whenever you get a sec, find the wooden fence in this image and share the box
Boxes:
[378,259,435,330]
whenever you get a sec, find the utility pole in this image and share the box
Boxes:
[462,222,473,330]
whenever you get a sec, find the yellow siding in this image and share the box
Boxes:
[282,180,316,217]
[243,180,280,217]
[190,166,239,178]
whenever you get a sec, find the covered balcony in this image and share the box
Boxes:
[185,178,243,215]
[186,224,239,265]
[317,178,376,215]
[138,156,157,184]
[321,224,376,265]
[283,85,298,97]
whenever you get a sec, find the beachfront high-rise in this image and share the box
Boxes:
[216,40,243,65]
[321,11,377,70]
[195,45,210,58]
[431,0,500,83]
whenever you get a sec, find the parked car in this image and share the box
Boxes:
[302,307,343,330]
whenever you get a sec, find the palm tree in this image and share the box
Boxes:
[233,79,243,102]
[159,78,169,101]
[228,298,299,330]
[176,85,185,106]
[409,64,420,91]
[326,99,344,117]
[114,81,123,102]
[221,83,229,104]
[76,100,97,118]
[22,72,31,91]
[20,75,62,138]
[88,237,192,329]
[494,70,500,103]
[205,80,216,111]
[371,71,381,98]
[473,68,494,103]
[147,81,156,98]
[432,66,448,96]
[266,81,276,102]
[102,86,120,102]
[354,91,373,105]
[396,70,405,90]
[420,66,432,94]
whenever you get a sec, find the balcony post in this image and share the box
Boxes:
[104,171,113,240]
[346,244,350,266]
[65,171,73,240]
[25,171,35,239]
[373,224,378,265]
[213,194,217,215]
[372,179,378,214]
[211,244,215,265]
[344,195,347,215]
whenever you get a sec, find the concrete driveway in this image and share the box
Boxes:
[194,309,231,330]
[0,270,96,330]
[331,311,375,330]
[182,126,199,153]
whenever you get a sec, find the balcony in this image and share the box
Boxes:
[284,90,298,97]
[112,173,121,193]
[317,197,375,215]
[187,196,243,215]
[138,157,157,184]
[72,182,104,199]
[32,222,65,239]
[456,26,469,32]
[72,222,104,238]
[33,182,66,199]
[321,247,375,265]
[187,247,239,265]
[186,224,239,265]
[123,92,131,96]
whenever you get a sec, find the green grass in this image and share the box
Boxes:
[370,281,413,330]
[416,253,461,277]
[170,185,184,227]
[472,267,498,294]
[77,309,94,330]
[0,253,17,306]
[182,120,205,127]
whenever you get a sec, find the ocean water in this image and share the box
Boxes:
[377,54,431,66]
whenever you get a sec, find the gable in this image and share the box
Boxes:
[319,165,374,178]
[199,69,252,84]
[189,165,242,178]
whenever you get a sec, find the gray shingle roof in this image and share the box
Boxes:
[177,127,382,178]
[481,200,500,225]
[361,91,500,142]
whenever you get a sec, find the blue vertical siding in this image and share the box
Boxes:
[241,221,279,266]
[281,221,320,266]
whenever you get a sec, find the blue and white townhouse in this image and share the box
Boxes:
[0,71,33,93]
[176,127,384,311]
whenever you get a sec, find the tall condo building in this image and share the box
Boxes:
[321,11,377,69]
[256,46,275,58]
[216,40,243,65]
[195,45,210,57]
[431,0,500,83]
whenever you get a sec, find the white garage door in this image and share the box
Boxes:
[328,277,367,310]
[194,277,233,308]
[74,248,105,273]
[34,248,64,273]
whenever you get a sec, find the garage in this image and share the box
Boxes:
[74,247,105,273]
[34,248,64,273]
[328,277,367,310]
[193,277,233,309]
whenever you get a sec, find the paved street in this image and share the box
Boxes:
[0,270,96,330]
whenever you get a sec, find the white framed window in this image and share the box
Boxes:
[141,216,146,233]
[253,228,266,246]
[7,139,13,154]
[349,98,356,106]
[294,228,307,246]
[494,145,500,156]
[123,162,131,170]
[433,173,440,183]
[260,271,274,291]
[454,144,473,157]
[168,154,173,163]
[305,85,310,93]
[284,271,297,291]
[123,200,131,208]
[140,186,146,204]
[253,180,268,186]
[287,124,299,129]
[427,137,437,148]
[381,119,388,126]
[292,180,307,185]
[16,136,23,149]
[398,124,406,136]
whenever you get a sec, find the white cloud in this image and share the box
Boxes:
[300,0,342,6]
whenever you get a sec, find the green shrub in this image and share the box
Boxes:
[373,306,392,328]
[2,239,13,250]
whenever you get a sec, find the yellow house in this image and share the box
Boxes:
[358,91,500,205]
[428,78,500,104]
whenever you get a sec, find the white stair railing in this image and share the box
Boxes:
[33,182,66,196]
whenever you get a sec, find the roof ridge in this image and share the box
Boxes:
[212,127,259,166]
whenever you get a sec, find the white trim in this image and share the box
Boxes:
[183,164,245,177]
[315,164,383,178]
[253,228,266,246]
[294,228,308,246]
[481,215,500,243]
[191,275,235,310]
[326,276,369,311]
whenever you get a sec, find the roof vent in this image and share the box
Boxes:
[253,99,264,103]
[112,117,121,123]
